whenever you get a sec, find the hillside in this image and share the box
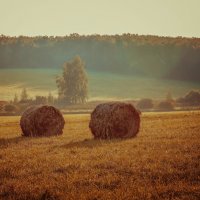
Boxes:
[1,34,200,82]
[1,68,200,101]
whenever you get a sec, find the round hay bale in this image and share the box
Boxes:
[20,105,65,137]
[89,102,140,139]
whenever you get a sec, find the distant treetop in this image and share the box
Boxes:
[0,34,200,48]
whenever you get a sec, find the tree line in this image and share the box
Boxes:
[0,34,200,82]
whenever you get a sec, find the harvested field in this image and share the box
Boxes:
[0,111,199,200]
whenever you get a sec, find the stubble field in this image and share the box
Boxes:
[0,111,199,200]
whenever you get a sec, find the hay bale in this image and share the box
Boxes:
[20,105,65,137]
[89,102,140,139]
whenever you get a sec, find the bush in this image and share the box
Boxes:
[0,101,7,112]
[176,90,200,106]
[157,101,174,111]
[4,104,18,113]
[34,96,47,105]
[137,98,153,110]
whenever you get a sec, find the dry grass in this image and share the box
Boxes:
[89,102,140,139]
[20,105,65,137]
[0,111,199,200]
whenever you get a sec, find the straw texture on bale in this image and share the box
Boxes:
[20,105,65,137]
[89,102,140,139]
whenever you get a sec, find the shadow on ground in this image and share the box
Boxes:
[0,135,135,149]
[60,138,124,149]
[0,136,29,148]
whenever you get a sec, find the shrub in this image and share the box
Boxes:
[157,101,174,111]
[4,104,18,113]
[137,98,153,110]
[176,90,200,106]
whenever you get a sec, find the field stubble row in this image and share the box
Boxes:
[0,111,199,199]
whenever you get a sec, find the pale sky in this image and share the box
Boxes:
[0,0,200,37]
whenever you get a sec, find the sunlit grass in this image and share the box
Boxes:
[0,112,199,199]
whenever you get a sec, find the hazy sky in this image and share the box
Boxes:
[0,0,200,37]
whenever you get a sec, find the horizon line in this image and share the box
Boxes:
[1,33,200,39]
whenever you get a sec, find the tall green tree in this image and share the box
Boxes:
[56,56,88,105]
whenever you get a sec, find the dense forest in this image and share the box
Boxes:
[0,34,200,82]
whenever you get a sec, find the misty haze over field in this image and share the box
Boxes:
[0,35,200,101]
[1,0,200,102]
